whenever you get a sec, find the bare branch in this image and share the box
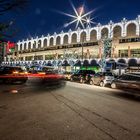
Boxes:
[0,0,29,15]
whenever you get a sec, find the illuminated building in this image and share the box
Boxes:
[4,16,140,66]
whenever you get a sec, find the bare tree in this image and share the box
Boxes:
[0,0,29,15]
[0,0,29,39]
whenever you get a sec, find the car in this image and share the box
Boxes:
[90,72,114,87]
[27,66,66,87]
[70,70,96,83]
[0,66,28,84]
[111,73,140,91]
[62,72,73,80]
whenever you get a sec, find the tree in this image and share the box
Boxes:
[0,0,29,39]
[0,0,29,15]
[0,0,29,63]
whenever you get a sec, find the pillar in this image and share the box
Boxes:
[128,46,131,58]
[98,46,102,59]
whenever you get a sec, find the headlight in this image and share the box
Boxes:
[13,71,19,74]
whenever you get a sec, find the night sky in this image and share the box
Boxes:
[2,0,140,42]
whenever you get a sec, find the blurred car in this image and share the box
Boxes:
[0,66,28,84]
[27,67,66,87]
[70,70,96,83]
[111,73,140,90]
[90,72,114,87]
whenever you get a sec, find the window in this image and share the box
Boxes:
[119,50,128,57]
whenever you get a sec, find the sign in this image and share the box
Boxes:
[6,41,15,53]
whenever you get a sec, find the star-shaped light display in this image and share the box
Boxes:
[60,1,96,29]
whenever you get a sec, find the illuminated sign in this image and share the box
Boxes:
[6,41,15,53]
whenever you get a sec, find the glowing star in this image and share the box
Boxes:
[84,17,97,27]
[59,1,95,29]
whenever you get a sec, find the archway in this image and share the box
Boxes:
[50,37,54,46]
[38,40,42,48]
[24,43,27,50]
[71,33,77,44]
[63,35,69,45]
[56,36,61,45]
[90,59,98,66]
[101,28,109,39]
[28,42,31,50]
[118,59,126,64]
[128,59,137,67]
[20,44,22,50]
[113,26,122,39]
[43,39,47,47]
[127,23,137,37]
[80,31,87,42]
[90,30,97,42]
[33,41,36,49]
[83,60,90,67]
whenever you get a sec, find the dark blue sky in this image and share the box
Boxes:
[2,0,140,41]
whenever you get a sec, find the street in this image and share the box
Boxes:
[0,81,140,140]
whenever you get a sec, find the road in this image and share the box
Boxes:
[0,81,140,140]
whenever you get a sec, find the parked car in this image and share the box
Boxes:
[111,73,140,91]
[62,72,73,80]
[90,72,114,87]
[70,70,96,83]
[0,66,28,84]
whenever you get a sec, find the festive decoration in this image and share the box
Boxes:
[6,41,15,53]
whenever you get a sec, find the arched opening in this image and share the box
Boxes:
[118,59,126,64]
[62,60,70,66]
[24,43,27,50]
[113,26,122,39]
[63,35,69,45]
[128,59,137,67]
[28,42,31,50]
[46,61,52,66]
[74,60,81,67]
[90,59,98,66]
[80,31,87,42]
[33,41,36,49]
[101,28,109,39]
[71,33,77,44]
[38,40,42,48]
[20,44,22,50]
[43,39,47,47]
[83,60,90,67]
[127,23,137,37]
[50,37,54,46]
[56,36,61,45]
[107,59,115,63]
[90,30,97,42]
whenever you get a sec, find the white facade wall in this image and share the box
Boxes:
[17,16,140,51]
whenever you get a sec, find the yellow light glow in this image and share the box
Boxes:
[13,71,19,74]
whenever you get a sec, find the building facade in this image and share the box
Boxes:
[5,15,140,66]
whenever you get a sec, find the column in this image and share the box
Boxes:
[98,46,102,59]
[128,46,131,58]
[112,47,115,58]
[43,55,45,61]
